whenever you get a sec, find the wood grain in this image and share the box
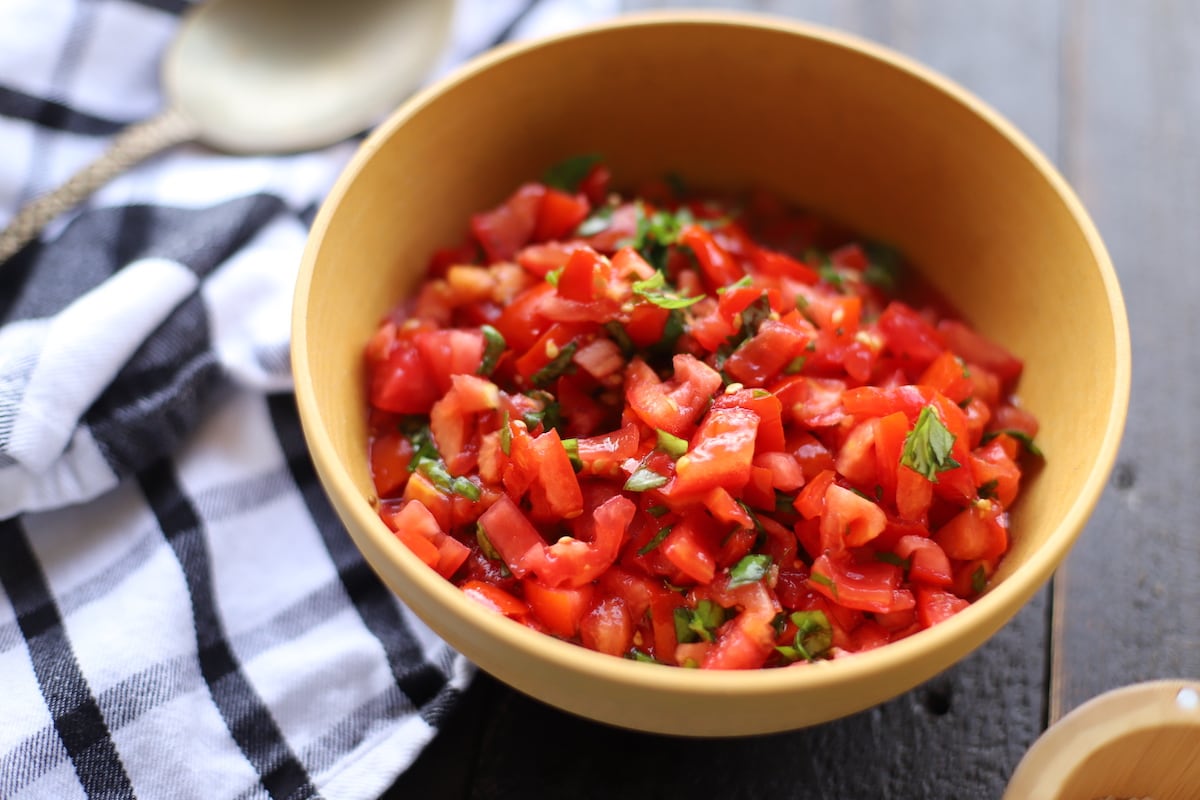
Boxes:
[388,2,1068,797]
[1050,0,1200,722]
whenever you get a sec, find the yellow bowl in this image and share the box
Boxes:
[292,12,1130,735]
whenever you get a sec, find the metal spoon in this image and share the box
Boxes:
[0,0,454,263]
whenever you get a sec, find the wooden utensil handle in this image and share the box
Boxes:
[0,106,199,264]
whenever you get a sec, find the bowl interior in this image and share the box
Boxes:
[293,13,1129,735]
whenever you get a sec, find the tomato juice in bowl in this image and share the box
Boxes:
[362,161,1042,670]
[292,13,1129,734]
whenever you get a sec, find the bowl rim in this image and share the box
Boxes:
[292,10,1132,705]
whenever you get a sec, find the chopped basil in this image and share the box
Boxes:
[784,355,807,374]
[817,260,846,292]
[977,478,999,500]
[603,321,635,357]
[560,437,583,471]
[646,505,670,518]
[542,153,601,191]
[638,525,672,555]
[862,243,902,294]
[775,610,833,662]
[674,599,725,643]
[736,500,764,532]
[971,564,988,594]
[810,571,838,598]
[875,551,911,570]
[522,390,561,429]
[982,428,1045,458]
[626,203,695,271]
[575,204,615,237]
[628,649,661,664]
[416,457,481,500]
[631,271,704,309]
[727,554,772,589]
[545,267,563,286]
[717,274,753,294]
[477,325,506,376]
[476,522,502,561]
[655,428,689,458]
[530,340,578,388]
[624,466,668,492]
[901,405,962,482]
[499,411,512,456]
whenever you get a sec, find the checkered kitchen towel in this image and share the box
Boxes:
[0,1,616,798]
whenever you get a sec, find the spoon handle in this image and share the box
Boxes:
[0,106,199,264]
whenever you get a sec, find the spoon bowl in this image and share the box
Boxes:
[0,0,454,262]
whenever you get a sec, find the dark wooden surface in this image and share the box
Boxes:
[388,2,1199,797]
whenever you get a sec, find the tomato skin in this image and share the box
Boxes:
[462,579,529,618]
[723,319,809,386]
[915,585,970,627]
[535,188,590,242]
[579,595,634,657]
[370,430,415,497]
[809,554,903,614]
[476,494,545,579]
[679,223,743,289]
[933,502,1009,561]
[625,355,723,438]
[878,302,944,368]
[370,341,441,414]
[937,319,1023,388]
[524,580,595,639]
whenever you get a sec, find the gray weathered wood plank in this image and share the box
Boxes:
[1050,0,1200,721]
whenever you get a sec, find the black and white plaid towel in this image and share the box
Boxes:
[0,1,616,797]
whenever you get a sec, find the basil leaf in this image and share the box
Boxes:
[576,204,614,237]
[727,554,772,589]
[971,564,988,594]
[545,267,563,286]
[674,599,725,643]
[530,340,578,388]
[875,551,910,570]
[900,405,962,482]
[632,271,704,310]
[977,478,999,500]
[655,428,688,458]
[499,411,512,456]
[809,572,838,598]
[717,275,753,294]
[477,325,506,376]
[638,526,672,555]
[476,522,502,561]
[542,153,601,191]
[624,466,668,492]
[981,428,1044,458]
[646,505,670,518]
[775,610,833,662]
[560,437,582,471]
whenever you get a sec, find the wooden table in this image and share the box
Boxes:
[388,2,1199,796]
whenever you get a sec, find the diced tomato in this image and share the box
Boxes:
[937,319,1023,388]
[363,162,1040,669]
[471,183,546,263]
[369,430,414,497]
[462,579,529,618]
[369,341,441,414]
[915,585,970,627]
[672,406,760,496]
[524,580,595,638]
[535,188,590,242]
[579,595,634,657]
[809,553,903,614]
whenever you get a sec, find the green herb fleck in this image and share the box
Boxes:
[560,437,582,471]
[545,267,563,286]
[727,554,772,589]
[900,405,962,482]
[674,599,726,643]
[542,153,601,192]
[982,429,1044,458]
[604,321,635,357]
[646,505,670,518]
[784,355,807,374]
[977,478,1000,500]
[575,204,614,237]
[638,526,672,555]
[655,429,689,458]
[624,466,668,492]
[632,271,704,310]
[477,325,506,376]
[530,341,578,388]
[875,551,911,570]
[476,522,502,561]
[810,572,838,598]
[628,649,661,664]
[717,275,753,294]
[775,610,833,662]
[499,411,512,456]
[971,564,988,595]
